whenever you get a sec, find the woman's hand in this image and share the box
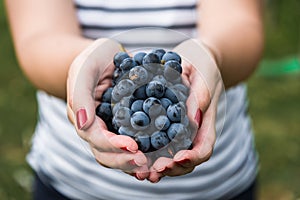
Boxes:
[146,39,224,183]
[67,38,149,179]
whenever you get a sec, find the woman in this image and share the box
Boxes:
[5,0,264,199]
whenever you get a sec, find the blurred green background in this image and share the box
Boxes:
[0,1,299,199]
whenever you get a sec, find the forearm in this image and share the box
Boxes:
[5,0,93,99]
[15,33,92,99]
[198,0,264,88]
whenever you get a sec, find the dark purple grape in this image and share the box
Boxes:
[130,111,150,131]
[131,99,144,112]
[155,115,171,131]
[133,85,147,99]
[120,57,137,72]
[133,52,146,65]
[146,80,165,98]
[161,51,181,64]
[129,66,149,85]
[95,102,112,122]
[135,132,151,152]
[167,102,186,122]
[143,97,161,115]
[142,53,160,73]
[151,131,170,150]
[114,52,130,68]
[167,123,187,140]
[113,107,132,127]
[151,48,166,61]
[101,87,113,103]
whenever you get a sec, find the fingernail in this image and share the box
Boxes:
[128,159,137,166]
[161,167,171,174]
[176,158,191,165]
[194,109,203,129]
[76,108,87,130]
[151,177,161,183]
[120,146,137,153]
[156,166,167,173]
[134,158,146,167]
[134,173,143,181]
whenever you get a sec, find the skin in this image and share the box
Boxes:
[5,0,264,183]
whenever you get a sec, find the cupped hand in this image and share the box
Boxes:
[67,38,149,178]
[146,39,224,183]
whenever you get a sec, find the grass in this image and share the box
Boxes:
[247,75,300,200]
[0,0,299,199]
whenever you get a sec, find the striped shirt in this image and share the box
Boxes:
[27,1,258,199]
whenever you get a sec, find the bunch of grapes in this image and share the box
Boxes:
[96,49,194,158]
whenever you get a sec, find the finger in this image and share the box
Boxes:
[185,66,211,130]
[126,165,150,181]
[173,96,218,168]
[147,170,164,183]
[152,157,173,173]
[94,76,113,102]
[151,157,195,177]
[93,149,147,171]
[162,164,195,177]
[134,165,151,181]
[68,39,123,131]
[67,101,75,125]
[82,121,138,153]
[67,39,115,111]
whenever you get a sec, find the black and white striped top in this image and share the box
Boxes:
[27,1,258,199]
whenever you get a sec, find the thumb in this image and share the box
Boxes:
[185,69,211,130]
[68,38,123,130]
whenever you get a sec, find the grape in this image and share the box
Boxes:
[167,123,187,140]
[101,87,113,103]
[113,107,132,127]
[142,53,160,73]
[155,115,171,131]
[133,52,146,65]
[152,75,167,86]
[114,52,130,68]
[131,111,150,131]
[160,98,172,110]
[151,131,170,150]
[131,99,144,112]
[164,88,179,103]
[146,80,165,98]
[167,102,186,122]
[118,126,136,138]
[95,49,195,158]
[135,132,151,152]
[111,79,135,102]
[172,83,189,96]
[161,51,181,64]
[129,66,149,85]
[133,85,147,99]
[142,97,161,115]
[151,48,166,61]
[120,57,137,72]
[95,102,112,122]
[164,60,182,82]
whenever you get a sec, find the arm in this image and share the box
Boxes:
[5,0,93,99]
[6,0,147,177]
[147,0,264,182]
[198,0,264,88]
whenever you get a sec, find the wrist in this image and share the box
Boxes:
[173,39,223,96]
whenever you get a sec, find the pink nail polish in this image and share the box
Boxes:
[76,108,87,130]
[194,109,203,129]
[176,158,191,165]
[128,159,137,166]
[120,146,137,153]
